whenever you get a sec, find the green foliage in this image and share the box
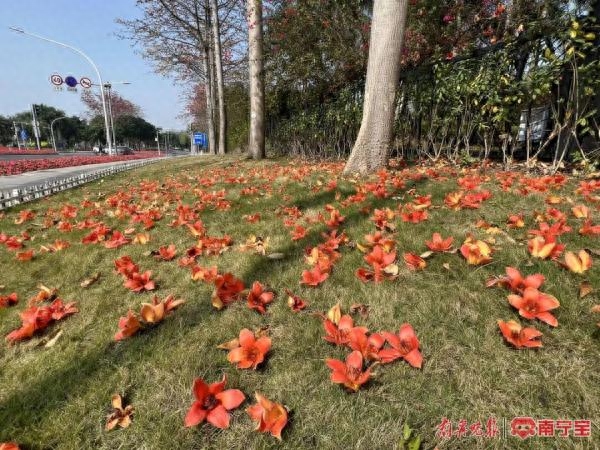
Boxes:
[114,115,156,146]
[398,423,422,450]
[264,0,369,157]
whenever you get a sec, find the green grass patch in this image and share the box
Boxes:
[0,156,599,449]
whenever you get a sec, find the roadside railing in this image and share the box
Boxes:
[0,157,164,210]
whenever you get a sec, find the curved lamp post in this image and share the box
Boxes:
[9,26,113,155]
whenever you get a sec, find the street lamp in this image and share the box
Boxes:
[50,116,67,153]
[9,26,113,155]
[102,81,131,149]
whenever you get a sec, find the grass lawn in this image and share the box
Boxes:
[0,155,599,450]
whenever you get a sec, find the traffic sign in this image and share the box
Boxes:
[50,73,63,86]
[20,129,28,141]
[64,76,78,88]
[193,132,207,147]
[80,77,92,89]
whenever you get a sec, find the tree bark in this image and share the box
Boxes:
[202,43,217,154]
[343,0,408,175]
[210,0,227,155]
[247,0,265,159]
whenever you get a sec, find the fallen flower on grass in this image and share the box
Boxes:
[114,256,139,277]
[563,250,592,274]
[425,233,454,252]
[347,328,385,361]
[155,244,177,261]
[326,350,372,392]
[247,392,288,440]
[16,250,34,262]
[486,267,545,293]
[572,204,590,219]
[106,394,134,430]
[184,376,245,428]
[379,324,423,368]
[322,314,367,346]
[247,281,275,314]
[285,289,307,311]
[0,293,18,308]
[301,266,329,287]
[191,265,219,282]
[212,273,245,310]
[114,310,141,341]
[123,271,156,293]
[527,235,564,259]
[497,320,543,349]
[227,328,271,370]
[460,237,492,265]
[6,298,78,344]
[0,443,20,450]
[104,231,131,249]
[507,287,560,327]
[140,295,185,324]
[403,252,427,271]
[133,232,151,244]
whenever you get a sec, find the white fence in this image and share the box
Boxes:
[0,158,164,210]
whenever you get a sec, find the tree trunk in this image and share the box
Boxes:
[248,0,265,159]
[202,44,217,155]
[343,0,408,175]
[210,0,227,155]
[208,41,218,155]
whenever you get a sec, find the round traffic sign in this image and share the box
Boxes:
[80,77,92,89]
[64,75,78,88]
[50,73,63,86]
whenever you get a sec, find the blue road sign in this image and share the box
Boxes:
[65,75,78,88]
[20,129,28,141]
[193,132,207,148]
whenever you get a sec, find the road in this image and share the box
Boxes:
[0,156,174,191]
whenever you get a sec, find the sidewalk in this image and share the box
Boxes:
[0,157,166,191]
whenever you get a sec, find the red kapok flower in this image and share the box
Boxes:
[497,320,543,349]
[300,266,329,287]
[247,281,274,314]
[227,328,272,370]
[123,271,155,292]
[326,350,371,392]
[184,376,245,428]
[507,287,560,327]
[425,233,454,252]
[114,310,142,341]
[246,392,288,440]
[379,323,423,368]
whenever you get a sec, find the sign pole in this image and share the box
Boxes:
[31,104,41,151]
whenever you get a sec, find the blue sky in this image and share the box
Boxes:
[0,0,188,130]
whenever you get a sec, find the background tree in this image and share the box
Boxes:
[81,89,141,119]
[0,115,14,145]
[247,0,265,159]
[118,0,245,155]
[113,115,156,147]
[344,0,409,174]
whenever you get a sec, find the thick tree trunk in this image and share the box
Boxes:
[343,0,408,175]
[208,43,218,155]
[202,44,217,154]
[210,0,227,155]
[247,0,265,159]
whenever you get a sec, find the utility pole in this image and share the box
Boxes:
[13,122,21,150]
[156,129,161,156]
[31,104,41,151]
